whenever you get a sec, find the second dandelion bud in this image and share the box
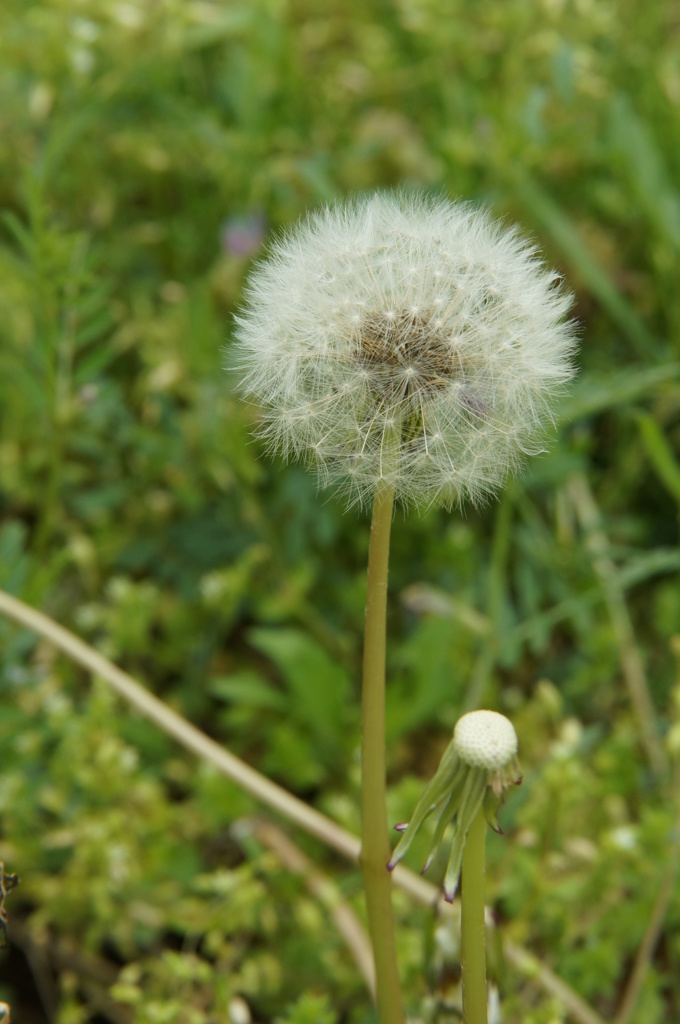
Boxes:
[235,192,577,509]
[388,710,521,903]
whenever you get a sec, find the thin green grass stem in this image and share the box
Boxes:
[360,482,404,1024]
[464,490,513,712]
[461,804,488,1024]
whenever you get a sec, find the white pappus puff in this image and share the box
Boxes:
[233,191,578,510]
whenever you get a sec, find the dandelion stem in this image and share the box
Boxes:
[360,482,404,1024]
[461,804,488,1024]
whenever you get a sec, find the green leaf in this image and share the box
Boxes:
[275,993,337,1024]
[635,411,680,505]
[0,520,30,592]
[517,179,656,358]
[210,671,287,712]
[247,628,353,765]
[608,93,680,251]
[559,364,680,422]
[0,210,35,261]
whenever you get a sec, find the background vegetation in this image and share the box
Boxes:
[1,1,679,1022]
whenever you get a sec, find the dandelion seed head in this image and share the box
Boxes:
[453,710,518,771]
[233,191,577,509]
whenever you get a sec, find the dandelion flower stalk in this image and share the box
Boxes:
[461,804,489,1024]
[234,191,576,1021]
[360,480,404,1023]
[389,711,521,1024]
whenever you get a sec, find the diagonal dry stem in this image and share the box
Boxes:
[0,587,607,1024]
[567,473,668,778]
[247,818,376,999]
[613,804,680,1024]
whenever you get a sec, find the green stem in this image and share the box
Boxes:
[360,483,404,1024]
[461,805,488,1024]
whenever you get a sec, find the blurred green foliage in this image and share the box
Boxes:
[1,1,680,1022]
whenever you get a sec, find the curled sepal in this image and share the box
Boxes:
[421,782,463,875]
[482,787,503,834]
[442,769,488,902]
[387,743,465,871]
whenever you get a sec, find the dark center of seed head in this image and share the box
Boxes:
[357,309,458,392]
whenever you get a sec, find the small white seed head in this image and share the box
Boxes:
[233,191,578,510]
[453,710,518,771]
[389,707,521,901]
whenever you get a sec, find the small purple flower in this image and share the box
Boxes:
[460,387,486,419]
[221,213,267,257]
